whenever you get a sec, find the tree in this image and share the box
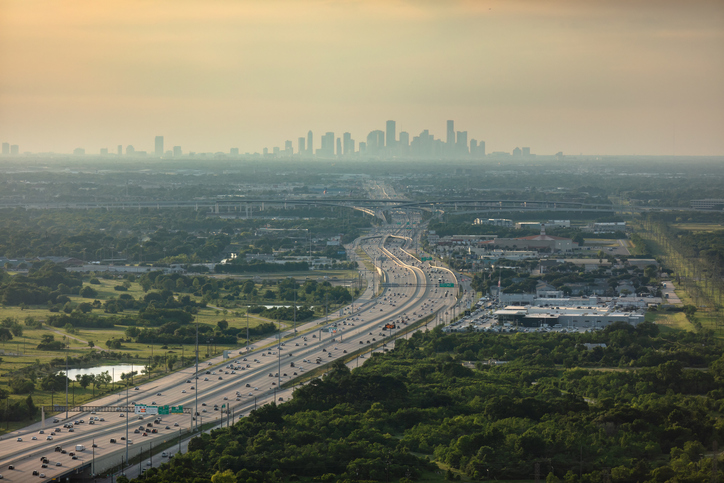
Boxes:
[88,340,95,348]
[166,354,178,372]
[80,285,98,298]
[217,320,229,331]
[211,470,237,483]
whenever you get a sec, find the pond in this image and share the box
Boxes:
[58,364,139,383]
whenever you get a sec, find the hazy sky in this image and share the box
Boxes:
[1,0,723,156]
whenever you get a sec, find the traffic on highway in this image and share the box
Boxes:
[0,228,471,482]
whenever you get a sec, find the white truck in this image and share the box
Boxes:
[75,445,85,452]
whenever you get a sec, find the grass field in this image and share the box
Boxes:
[671,223,724,233]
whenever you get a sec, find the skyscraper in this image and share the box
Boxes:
[479,141,485,157]
[155,136,164,156]
[307,131,313,156]
[447,120,455,146]
[522,147,530,156]
[298,137,306,155]
[285,140,293,156]
[126,145,135,155]
[336,137,342,157]
[1,143,9,155]
[100,148,108,155]
[230,148,239,156]
[343,132,354,156]
[10,145,19,155]
[366,130,384,153]
[398,131,409,156]
[320,132,335,157]
[117,145,122,155]
[173,146,182,156]
[385,120,396,148]
[456,131,468,154]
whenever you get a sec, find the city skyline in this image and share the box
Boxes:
[0,118,511,159]
[0,1,722,156]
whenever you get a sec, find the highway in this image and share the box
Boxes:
[0,229,471,482]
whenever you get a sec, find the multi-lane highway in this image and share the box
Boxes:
[0,230,470,482]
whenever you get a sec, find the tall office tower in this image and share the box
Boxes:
[456,131,468,154]
[513,147,522,156]
[522,147,530,156]
[100,148,108,155]
[470,139,477,156]
[446,120,455,146]
[263,147,269,155]
[173,146,182,156]
[155,136,164,156]
[385,120,396,148]
[126,145,135,155]
[230,148,239,156]
[320,132,335,156]
[298,137,306,155]
[10,145,19,155]
[273,146,280,156]
[343,132,353,156]
[479,141,485,156]
[358,141,366,153]
[336,137,342,156]
[285,140,293,156]
[366,130,385,152]
[117,145,122,155]
[73,148,85,155]
[2,143,9,155]
[307,131,313,156]
[398,131,409,156]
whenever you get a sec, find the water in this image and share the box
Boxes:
[59,364,138,383]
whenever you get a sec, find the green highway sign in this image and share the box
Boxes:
[158,405,170,415]
[170,406,184,414]
[440,283,455,288]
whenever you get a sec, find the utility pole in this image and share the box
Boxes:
[65,342,69,419]
[195,317,199,432]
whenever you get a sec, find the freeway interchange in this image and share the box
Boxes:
[0,230,473,482]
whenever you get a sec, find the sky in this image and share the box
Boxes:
[0,0,723,156]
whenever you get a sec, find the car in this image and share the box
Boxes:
[182,390,186,393]
[134,429,140,434]
[16,438,21,442]
[190,386,194,390]
[138,416,144,420]
[38,430,44,434]
[92,443,98,448]
[245,383,251,387]
[79,419,84,423]
[218,376,223,380]
[142,432,148,437]
[46,436,53,441]
[7,466,14,470]
[151,401,156,405]
[110,439,117,443]
[156,392,162,396]
[202,402,207,406]
[173,422,179,427]
[120,414,125,417]
[204,377,209,381]
[100,418,105,421]
[55,462,62,467]
[223,397,228,400]
[146,423,153,427]
[151,429,158,434]
[202,409,207,413]
[162,452,168,457]
[165,426,171,430]
[134,387,140,390]
[32,436,38,440]
[55,446,62,452]
[72,456,78,460]
[53,418,59,423]
[68,428,74,432]
[187,379,192,383]
[41,464,47,469]
[33,471,39,476]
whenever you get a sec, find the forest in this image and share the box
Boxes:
[135,322,724,483]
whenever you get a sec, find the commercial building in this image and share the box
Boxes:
[691,199,724,210]
[494,305,645,329]
[155,136,164,156]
